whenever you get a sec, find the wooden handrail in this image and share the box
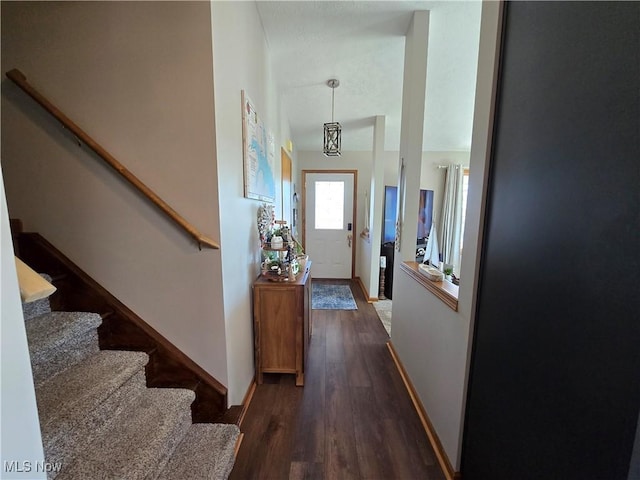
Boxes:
[6,68,220,250]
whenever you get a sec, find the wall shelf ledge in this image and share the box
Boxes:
[400,261,458,312]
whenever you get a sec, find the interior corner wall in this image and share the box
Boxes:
[396,10,429,263]
[359,219,374,299]
[1,2,228,388]
[1,170,46,479]
[211,1,288,404]
[365,116,387,301]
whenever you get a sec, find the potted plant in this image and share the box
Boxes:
[293,238,308,271]
[270,227,283,248]
[443,266,453,282]
[261,250,278,274]
[264,257,284,277]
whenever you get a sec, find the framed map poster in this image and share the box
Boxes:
[242,91,276,202]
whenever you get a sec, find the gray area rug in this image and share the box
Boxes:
[312,283,358,310]
[373,299,392,336]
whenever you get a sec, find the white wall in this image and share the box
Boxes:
[389,1,502,470]
[211,1,291,404]
[396,11,429,263]
[1,170,46,479]
[1,2,228,388]
[363,116,387,301]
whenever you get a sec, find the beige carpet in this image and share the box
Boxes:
[373,300,392,336]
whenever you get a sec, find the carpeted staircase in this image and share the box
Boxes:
[23,279,239,480]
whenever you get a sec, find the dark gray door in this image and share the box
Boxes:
[462,2,640,479]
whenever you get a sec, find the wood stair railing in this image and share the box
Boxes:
[5,68,220,250]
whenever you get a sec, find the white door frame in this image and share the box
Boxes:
[302,169,357,279]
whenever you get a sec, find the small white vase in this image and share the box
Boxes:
[271,236,283,248]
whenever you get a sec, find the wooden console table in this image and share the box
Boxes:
[252,262,311,386]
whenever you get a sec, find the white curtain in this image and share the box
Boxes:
[423,222,440,267]
[439,165,464,274]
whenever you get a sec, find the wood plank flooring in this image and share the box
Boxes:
[230,279,445,480]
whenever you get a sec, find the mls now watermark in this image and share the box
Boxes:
[4,460,62,473]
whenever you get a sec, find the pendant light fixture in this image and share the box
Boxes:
[323,79,341,157]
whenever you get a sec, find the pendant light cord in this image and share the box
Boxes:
[331,86,335,123]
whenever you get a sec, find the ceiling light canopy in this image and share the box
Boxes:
[323,79,341,157]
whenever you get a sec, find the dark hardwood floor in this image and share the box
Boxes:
[230,279,445,480]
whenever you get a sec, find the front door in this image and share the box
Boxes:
[303,171,355,278]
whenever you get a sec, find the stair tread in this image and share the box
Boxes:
[157,423,241,480]
[56,387,195,480]
[26,311,101,359]
[37,350,148,432]
[26,311,102,384]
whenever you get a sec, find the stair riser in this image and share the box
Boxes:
[23,296,52,320]
[27,311,102,385]
[157,424,241,480]
[37,352,149,454]
[22,273,54,320]
[43,370,148,479]
[31,331,100,386]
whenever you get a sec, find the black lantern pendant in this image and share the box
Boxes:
[323,79,341,157]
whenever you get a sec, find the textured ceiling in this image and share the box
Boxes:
[256,1,482,153]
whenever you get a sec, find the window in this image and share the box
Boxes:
[460,168,470,253]
[315,181,344,229]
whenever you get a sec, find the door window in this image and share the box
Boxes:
[314,181,344,230]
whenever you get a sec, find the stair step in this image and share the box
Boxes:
[23,296,52,320]
[36,350,149,458]
[26,311,102,385]
[22,273,54,320]
[44,369,149,478]
[157,423,241,480]
[56,387,195,480]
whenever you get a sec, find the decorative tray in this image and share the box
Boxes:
[262,242,290,251]
[261,270,297,282]
[418,264,444,282]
